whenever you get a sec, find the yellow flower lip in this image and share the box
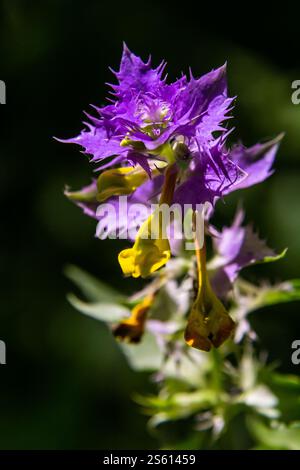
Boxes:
[118,163,178,279]
[113,295,153,343]
[120,137,146,150]
[118,237,171,279]
[97,161,168,202]
[97,166,149,202]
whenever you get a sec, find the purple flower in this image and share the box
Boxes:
[224,134,283,193]
[211,209,286,297]
[61,45,281,213]
[85,45,233,160]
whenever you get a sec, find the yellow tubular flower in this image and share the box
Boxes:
[118,164,178,278]
[184,230,235,352]
[97,166,149,202]
[113,295,154,343]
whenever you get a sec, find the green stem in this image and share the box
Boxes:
[211,347,222,395]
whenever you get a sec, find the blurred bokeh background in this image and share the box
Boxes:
[0,0,299,449]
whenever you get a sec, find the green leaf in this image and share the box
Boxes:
[248,417,300,450]
[270,372,300,392]
[65,264,125,303]
[138,389,218,424]
[265,372,300,422]
[251,279,300,311]
[67,293,130,322]
[259,247,288,264]
[120,331,163,372]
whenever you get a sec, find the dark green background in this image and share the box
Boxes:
[0,0,300,449]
